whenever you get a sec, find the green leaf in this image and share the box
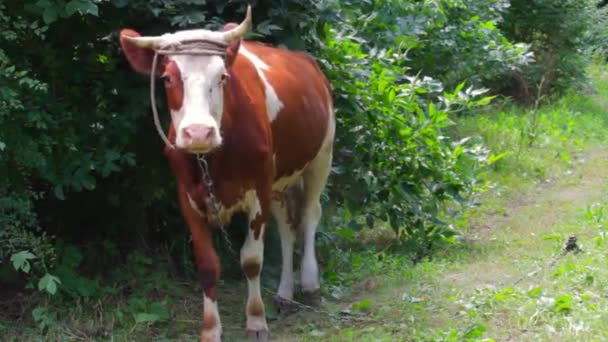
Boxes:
[111,0,129,8]
[38,273,61,295]
[487,152,508,165]
[65,0,98,17]
[11,251,36,273]
[463,323,486,339]
[54,185,65,200]
[527,286,543,297]
[352,299,372,312]
[135,313,162,324]
[42,7,58,24]
[65,1,79,15]
[554,295,572,313]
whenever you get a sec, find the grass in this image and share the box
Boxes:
[3,65,608,341]
[278,150,608,342]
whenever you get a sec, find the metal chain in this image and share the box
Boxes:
[196,154,237,257]
[511,234,581,286]
[194,155,376,323]
[258,286,391,325]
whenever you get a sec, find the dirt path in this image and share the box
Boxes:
[265,147,608,341]
[449,148,608,289]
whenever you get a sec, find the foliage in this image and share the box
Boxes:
[0,0,503,291]
[325,0,533,90]
[0,0,177,293]
[452,64,608,191]
[500,0,608,100]
[298,1,507,254]
[0,0,604,319]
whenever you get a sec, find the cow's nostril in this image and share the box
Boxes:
[205,127,215,139]
[183,128,192,140]
[183,125,214,143]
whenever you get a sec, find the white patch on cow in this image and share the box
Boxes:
[202,294,222,342]
[272,167,306,193]
[324,97,336,147]
[152,29,230,48]
[170,55,226,151]
[188,189,261,226]
[300,200,321,292]
[239,46,284,121]
[212,189,261,225]
[270,201,296,300]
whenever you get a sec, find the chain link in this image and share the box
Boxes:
[511,234,581,286]
[196,154,237,257]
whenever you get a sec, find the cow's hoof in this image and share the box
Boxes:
[246,329,270,341]
[275,295,298,315]
[301,289,322,307]
[200,329,222,342]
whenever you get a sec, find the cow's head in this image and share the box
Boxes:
[119,7,251,154]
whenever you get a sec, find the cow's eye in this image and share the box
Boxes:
[220,72,230,83]
[160,74,170,84]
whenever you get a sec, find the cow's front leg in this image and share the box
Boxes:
[176,183,222,342]
[240,194,269,341]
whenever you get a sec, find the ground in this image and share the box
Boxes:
[6,139,606,342]
[264,147,608,341]
[2,67,608,341]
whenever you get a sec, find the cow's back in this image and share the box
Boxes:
[236,42,333,182]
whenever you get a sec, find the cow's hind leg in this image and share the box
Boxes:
[241,192,270,341]
[270,182,303,314]
[299,143,333,306]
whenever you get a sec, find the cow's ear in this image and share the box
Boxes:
[119,29,163,75]
[223,23,242,67]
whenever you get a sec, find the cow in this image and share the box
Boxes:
[119,6,334,342]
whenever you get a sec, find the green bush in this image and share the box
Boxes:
[501,0,608,101]
[332,0,532,91]
[318,26,492,254]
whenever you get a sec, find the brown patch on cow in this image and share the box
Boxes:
[241,42,332,180]
[241,258,261,279]
[163,61,184,111]
[173,181,220,302]
[247,299,265,317]
[203,309,218,330]
[285,181,305,230]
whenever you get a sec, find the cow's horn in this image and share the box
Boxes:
[222,5,252,42]
[123,36,165,49]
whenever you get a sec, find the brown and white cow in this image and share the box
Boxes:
[119,6,334,341]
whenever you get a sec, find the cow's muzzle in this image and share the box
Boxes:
[181,124,218,153]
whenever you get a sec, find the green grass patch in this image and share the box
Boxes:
[455,64,608,196]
